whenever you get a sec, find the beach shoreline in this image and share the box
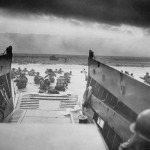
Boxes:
[12,54,150,67]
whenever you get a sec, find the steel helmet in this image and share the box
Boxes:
[130,109,150,142]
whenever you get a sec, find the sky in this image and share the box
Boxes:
[0,0,150,56]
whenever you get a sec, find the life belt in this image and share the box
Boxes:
[82,86,92,108]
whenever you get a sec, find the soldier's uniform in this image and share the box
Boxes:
[55,77,67,91]
[144,73,149,81]
[39,78,45,90]
[34,72,41,84]
[16,74,28,89]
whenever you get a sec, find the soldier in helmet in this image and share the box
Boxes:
[16,67,22,76]
[64,72,71,83]
[11,68,17,79]
[34,72,41,84]
[45,69,56,83]
[119,109,150,150]
[143,72,150,82]
[15,73,28,89]
[39,77,44,90]
[57,68,63,74]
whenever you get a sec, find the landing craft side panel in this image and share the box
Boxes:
[0,47,14,121]
[91,95,132,140]
[89,58,150,114]
[0,73,14,119]
[0,55,12,76]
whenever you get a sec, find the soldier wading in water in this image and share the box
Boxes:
[15,73,28,89]
[34,72,41,84]
[119,109,150,150]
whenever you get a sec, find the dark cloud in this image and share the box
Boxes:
[0,0,150,27]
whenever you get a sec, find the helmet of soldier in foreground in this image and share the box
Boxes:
[130,109,150,142]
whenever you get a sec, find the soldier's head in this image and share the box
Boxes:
[130,109,150,142]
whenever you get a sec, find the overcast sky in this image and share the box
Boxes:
[0,0,150,56]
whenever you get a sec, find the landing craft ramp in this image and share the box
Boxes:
[5,93,80,124]
[3,93,108,150]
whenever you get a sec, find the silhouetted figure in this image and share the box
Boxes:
[16,67,22,76]
[34,72,41,84]
[131,73,134,77]
[145,77,150,84]
[44,79,51,90]
[55,77,67,91]
[144,72,149,81]
[125,71,129,75]
[11,68,17,79]
[57,68,63,74]
[28,69,35,76]
[39,78,45,91]
[23,68,28,73]
[39,77,51,93]
[68,71,72,76]
[64,72,71,83]
[45,69,55,83]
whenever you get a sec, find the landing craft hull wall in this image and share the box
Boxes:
[86,56,150,149]
[0,48,14,120]
[91,95,131,140]
[0,55,12,76]
[89,58,150,114]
